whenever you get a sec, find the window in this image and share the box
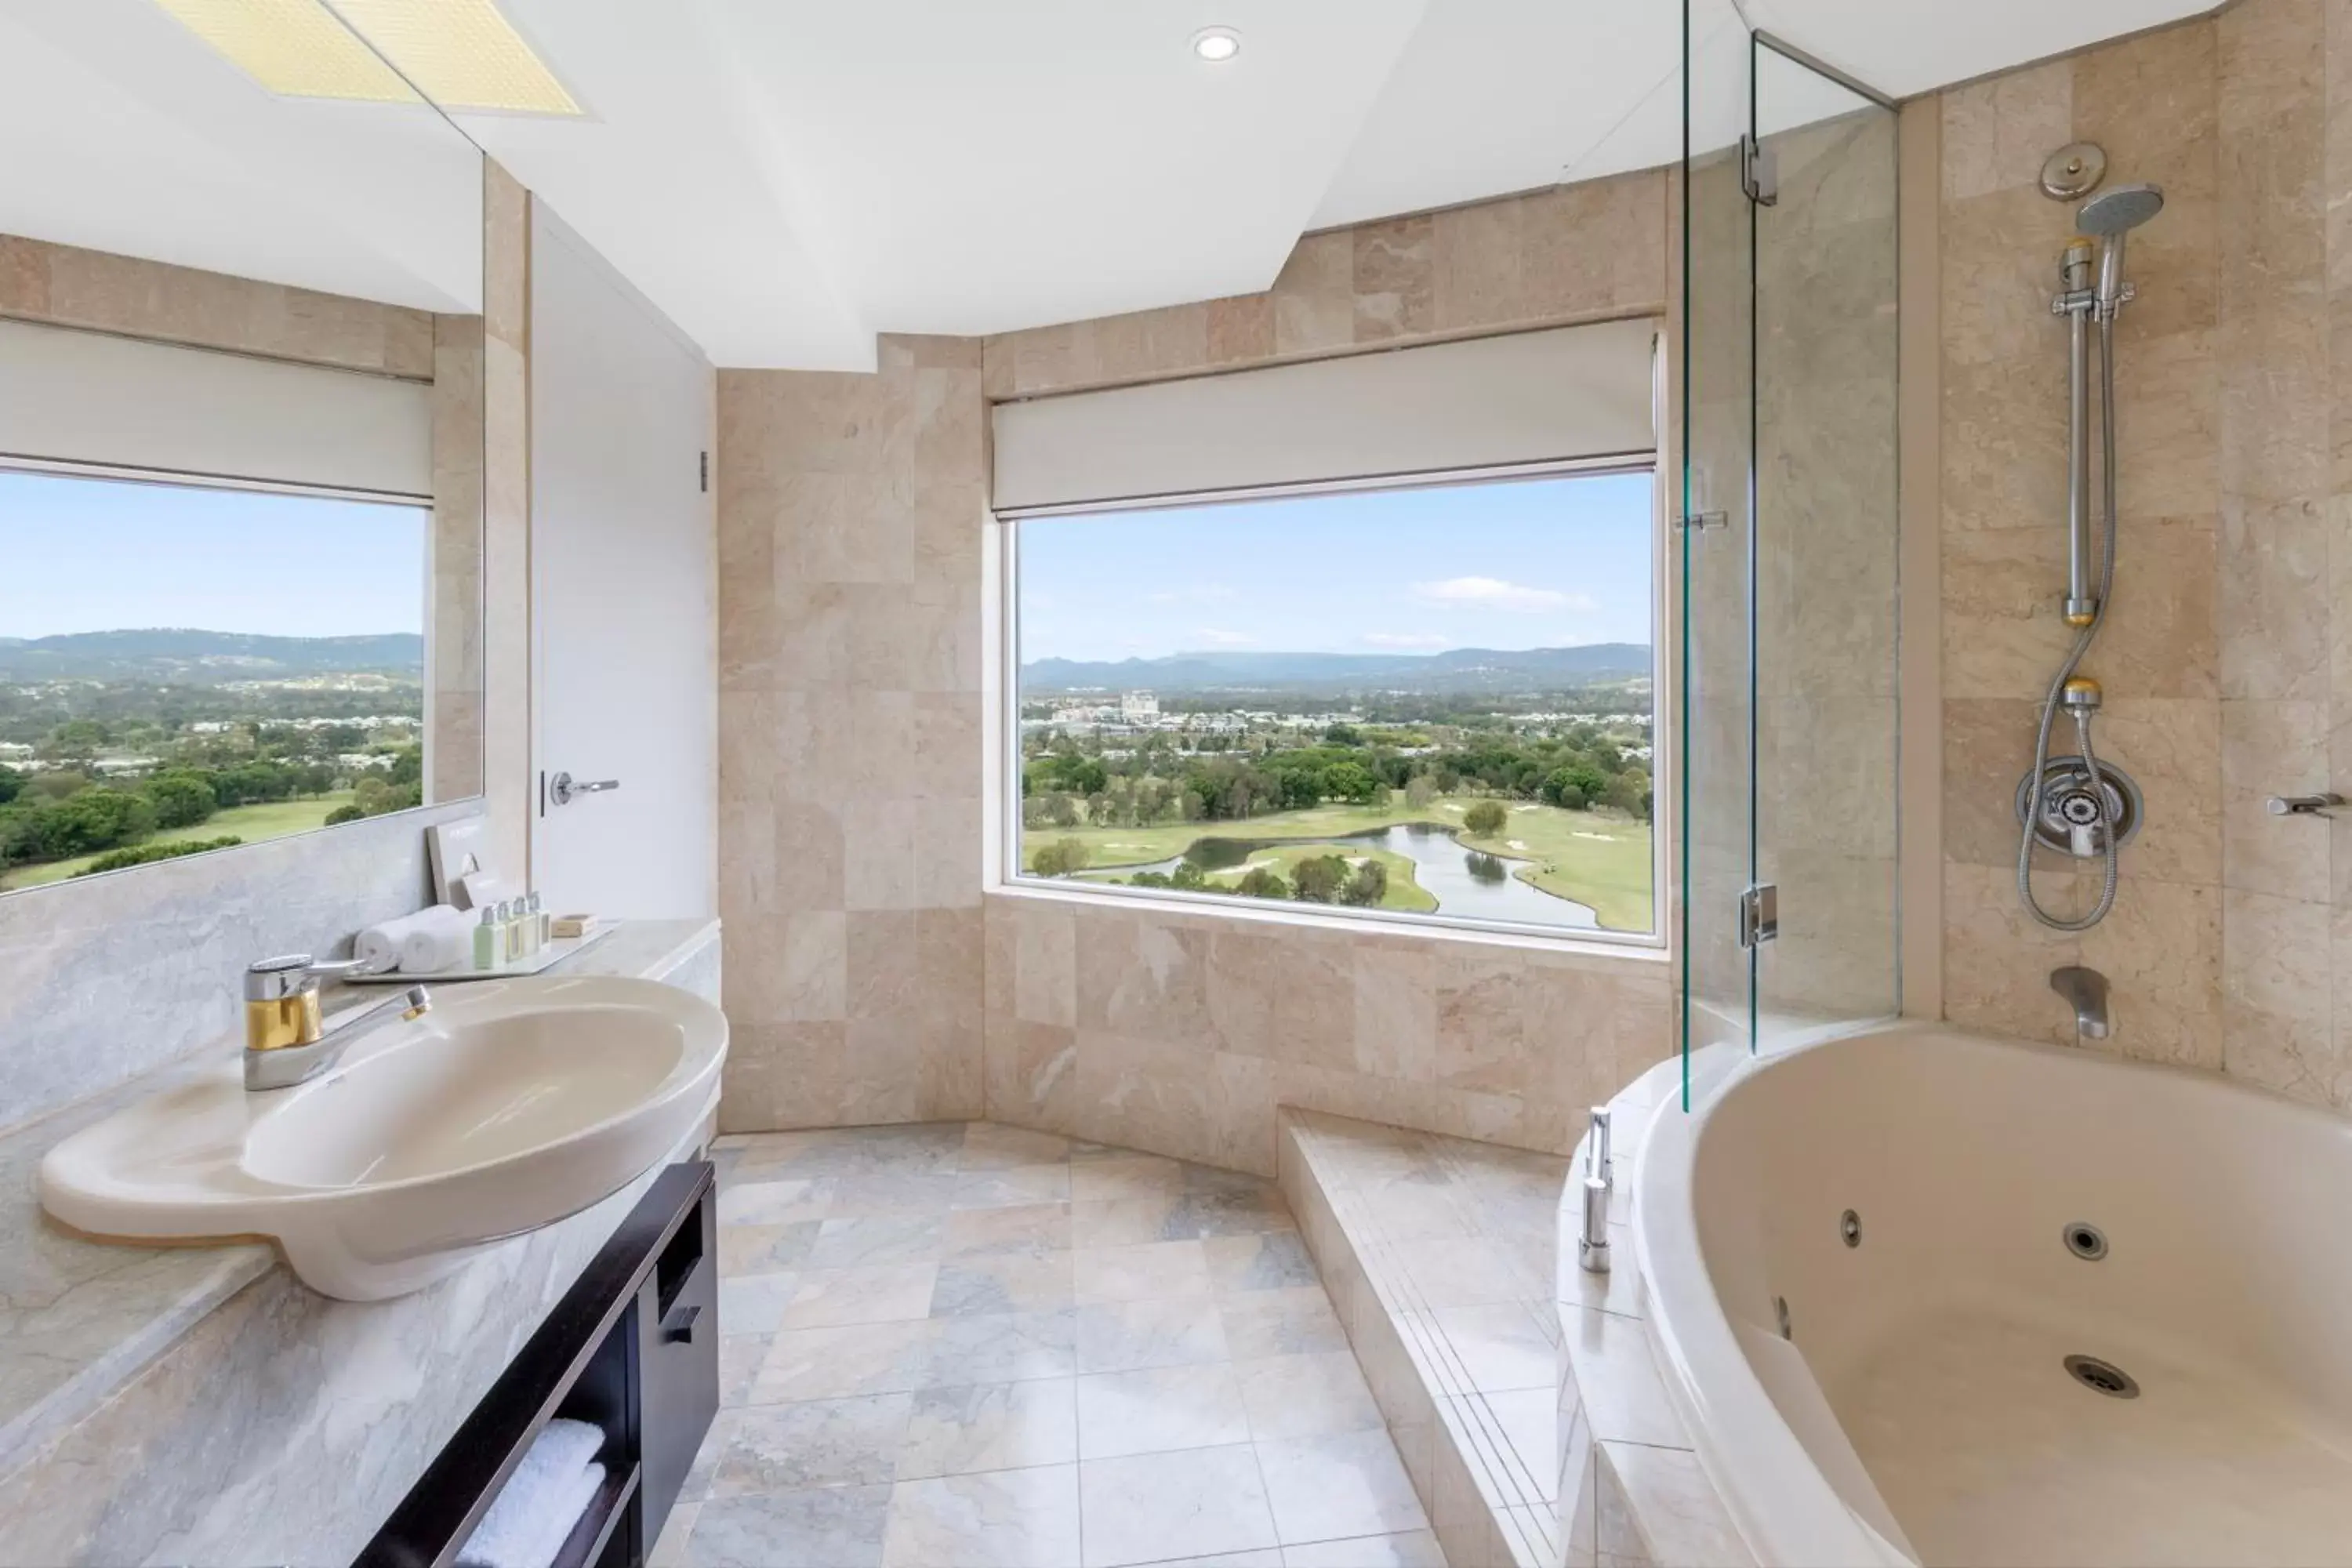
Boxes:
[1008,466,1659,938]
[0,468,429,892]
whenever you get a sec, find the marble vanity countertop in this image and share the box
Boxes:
[0,917,720,1482]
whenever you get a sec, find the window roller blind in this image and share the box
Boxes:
[990,316,1658,513]
[0,317,434,497]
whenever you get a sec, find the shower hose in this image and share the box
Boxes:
[2018,313,2121,932]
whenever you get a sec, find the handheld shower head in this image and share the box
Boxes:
[2076,183,2165,236]
[2078,183,2163,312]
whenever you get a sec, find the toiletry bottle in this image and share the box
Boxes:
[518,893,540,958]
[533,891,551,949]
[474,907,499,971]
[495,900,517,965]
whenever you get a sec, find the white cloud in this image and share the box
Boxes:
[1362,632,1450,649]
[1411,575,1595,614]
[1194,627,1258,647]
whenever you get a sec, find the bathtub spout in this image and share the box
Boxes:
[2051,964,2111,1040]
[1578,1174,1611,1274]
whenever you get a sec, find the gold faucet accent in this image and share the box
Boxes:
[242,954,431,1091]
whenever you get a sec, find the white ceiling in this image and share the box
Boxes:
[0,0,481,313]
[0,0,2220,361]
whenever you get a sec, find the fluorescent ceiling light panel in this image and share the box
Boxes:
[151,0,422,103]
[151,0,579,115]
[325,0,583,116]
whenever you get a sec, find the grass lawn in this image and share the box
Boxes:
[1458,804,1653,932]
[1082,840,1439,913]
[1027,790,1653,930]
[0,792,359,891]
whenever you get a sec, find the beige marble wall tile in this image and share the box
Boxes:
[986,170,1671,398]
[1941,60,2074,202]
[716,338,988,1131]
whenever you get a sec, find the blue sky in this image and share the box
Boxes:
[0,470,426,640]
[1018,470,1654,662]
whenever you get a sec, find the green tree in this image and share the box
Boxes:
[1322,723,1362,746]
[324,804,366,826]
[0,768,18,807]
[1403,775,1436,810]
[38,789,157,856]
[141,771,217,829]
[41,719,109,764]
[1339,859,1389,907]
[1290,854,1348,903]
[1320,762,1382,806]
[1169,860,1207,891]
[1235,865,1290,900]
[29,770,91,802]
[1463,800,1508,837]
[1031,837,1090,877]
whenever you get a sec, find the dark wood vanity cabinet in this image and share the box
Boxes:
[357,1161,719,1568]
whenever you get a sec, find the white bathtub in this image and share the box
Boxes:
[1635,1022,2352,1568]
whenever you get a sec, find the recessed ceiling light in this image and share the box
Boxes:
[152,0,582,116]
[1192,26,1241,63]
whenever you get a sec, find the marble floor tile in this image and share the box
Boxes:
[1236,1353,1385,1442]
[1074,1240,1214,1304]
[961,1123,1076,1171]
[754,1320,938,1403]
[1255,1429,1430,1546]
[711,1394,913,1494]
[927,1308,1080,1386]
[1074,1297,1232,1374]
[807,1214,949,1269]
[1279,1530,1447,1566]
[716,1271,801,1334]
[953,1163,1074,1210]
[718,1220,822,1275]
[648,1500,696,1568]
[883,1463,1083,1568]
[831,1171,967,1217]
[931,1253,1076,1317]
[718,1334,770,1406]
[1079,1443,1281,1567]
[1206,1231,1319,1294]
[1070,1155,1186,1202]
[1073,1195,1188,1247]
[1076,1363,1251,1458]
[779,1263,942,1329]
[898,1379,1079,1479]
[1218,1288,1349,1359]
[945,1203,1073,1259]
[686,1484,893,1568]
[717,1178,833,1227]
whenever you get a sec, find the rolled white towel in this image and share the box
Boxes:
[457,1419,607,1568]
[397,904,474,974]
[354,905,468,974]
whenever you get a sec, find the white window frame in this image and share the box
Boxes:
[993,454,1670,949]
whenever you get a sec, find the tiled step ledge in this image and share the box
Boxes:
[1554,1060,1755,1568]
[1279,1109,1570,1568]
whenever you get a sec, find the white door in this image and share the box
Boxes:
[529,201,716,918]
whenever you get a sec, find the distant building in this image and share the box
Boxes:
[1120,691,1158,723]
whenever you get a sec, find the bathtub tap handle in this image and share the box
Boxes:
[1586,1106,1613,1189]
[1578,1175,1611,1275]
[2267,793,2342,818]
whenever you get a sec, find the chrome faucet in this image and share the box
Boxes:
[2050,965,2110,1041]
[1578,1106,1613,1275]
[243,953,430,1091]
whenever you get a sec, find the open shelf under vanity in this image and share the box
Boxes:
[357,1160,718,1568]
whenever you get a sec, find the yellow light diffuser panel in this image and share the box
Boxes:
[151,0,421,103]
[324,0,582,116]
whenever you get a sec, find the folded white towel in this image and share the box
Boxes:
[354,905,469,974]
[397,904,474,974]
[457,1418,607,1568]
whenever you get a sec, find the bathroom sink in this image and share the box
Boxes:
[39,976,727,1301]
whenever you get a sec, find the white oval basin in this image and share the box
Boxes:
[39,975,727,1301]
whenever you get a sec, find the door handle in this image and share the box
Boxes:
[659,1302,700,1345]
[549,772,620,807]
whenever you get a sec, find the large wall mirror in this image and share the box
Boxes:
[0,0,486,895]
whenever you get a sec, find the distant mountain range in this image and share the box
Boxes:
[0,630,423,683]
[1024,644,1651,695]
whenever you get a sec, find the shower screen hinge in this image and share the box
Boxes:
[1678,510,1728,534]
[1738,883,1779,949]
[1740,133,1779,207]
